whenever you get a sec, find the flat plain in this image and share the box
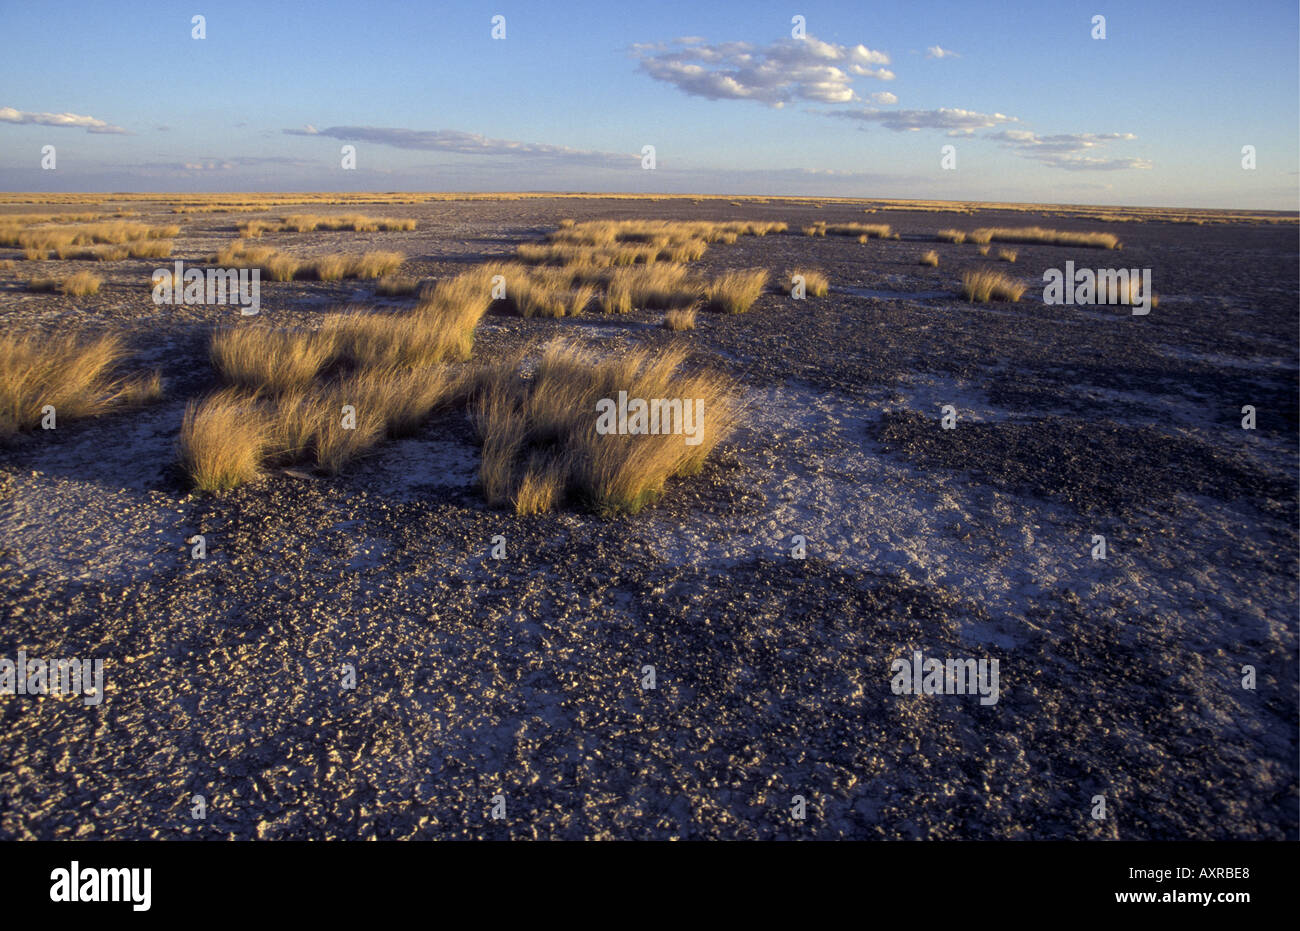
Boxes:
[1,194,1295,839]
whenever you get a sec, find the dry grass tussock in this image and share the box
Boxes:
[602,264,698,313]
[239,215,417,235]
[5,221,178,259]
[787,269,828,296]
[662,304,699,331]
[705,269,769,314]
[960,269,1027,303]
[0,331,162,436]
[968,226,1120,249]
[209,241,403,281]
[469,339,739,515]
[802,221,891,239]
[919,251,940,267]
[26,270,103,296]
[181,266,495,487]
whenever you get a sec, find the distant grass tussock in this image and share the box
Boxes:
[788,269,829,296]
[960,269,1027,303]
[0,331,162,436]
[919,250,939,267]
[6,221,178,259]
[209,242,403,281]
[239,215,418,236]
[997,248,1018,262]
[969,226,1120,249]
[935,229,967,244]
[27,270,103,296]
[803,221,891,239]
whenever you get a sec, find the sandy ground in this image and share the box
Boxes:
[0,198,1295,839]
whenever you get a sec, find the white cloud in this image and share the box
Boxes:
[870,92,899,105]
[634,35,893,107]
[833,106,1017,135]
[0,106,126,134]
[926,45,959,59]
[988,130,1150,170]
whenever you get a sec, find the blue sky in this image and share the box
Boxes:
[1,0,1296,207]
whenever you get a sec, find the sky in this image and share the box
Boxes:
[1,0,1296,208]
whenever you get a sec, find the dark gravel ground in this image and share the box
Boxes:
[0,198,1295,839]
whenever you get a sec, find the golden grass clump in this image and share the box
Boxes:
[935,229,967,244]
[29,271,103,296]
[603,263,698,313]
[0,331,162,436]
[662,304,699,331]
[10,222,178,258]
[179,390,270,490]
[970,226,1120,249]
[210,325,338,393]
[960,269,1027,303]
[208,242,403,281]
[829,223,892,239]
[347,251,405,279]
[281,214,417,233]
[237,219,279,239]
[470,339,738,515]
[788,269,829,296]
[706,268,769,314]
[127,239,172,259]
[977,245,990,256]
[312,253,351,282]
[325,307,466,369]
[512,460,567,516]
[266,368,460,473]
[61,271,103,296]
[919,251,939,267]
[997,248,1018,263]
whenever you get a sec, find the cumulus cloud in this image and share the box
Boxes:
[870,91,899,105]
[0,106,127,134]
[988,130,1150,170]
[926,45,959,59]
[832,106,1017,135]
[633,35,893,107]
